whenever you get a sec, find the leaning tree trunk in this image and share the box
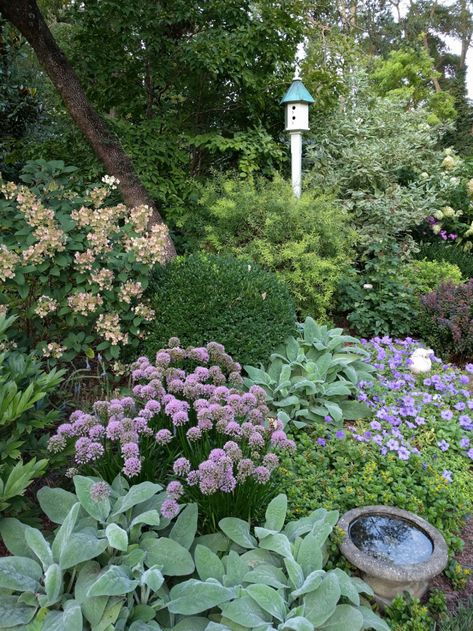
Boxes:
[0,0,176,259]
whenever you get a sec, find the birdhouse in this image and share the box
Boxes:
[280,77,315,132]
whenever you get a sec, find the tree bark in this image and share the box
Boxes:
[0,0,176,259]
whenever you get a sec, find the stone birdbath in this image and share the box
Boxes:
[338,505,448,607]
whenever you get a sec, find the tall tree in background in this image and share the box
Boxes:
[0,0,177,258]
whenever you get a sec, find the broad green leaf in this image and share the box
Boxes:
[37,487,77,524]
[223,550,249,587]
[0,518,34,558]
[129,621,163,631]
[359,606,391,631]
[74,476,110,522]
[303,573,340,627]
[259,533,293,559]
[195,544,225,582]
[170,503,198,549]
[290,570,325,598]
[0,594,37,628]
[220,595,270,627]
[171,618,209,631]
[87,565,138,597]
[339,400,371,420]
[59,532,108,569]
[43,563,63,606]
[112,482,161,515]
[106,523,128,551]
[75,561,108,626]
[218,517,256,549]
[243,563,287,589]
[141,566,164,592]
[142,537,195,575]
[331,569,360,606]
[168,579,234,615]
[281,617,314,631]
[63,599,83,631]
[0,556,42,592]
[284,558,304,589]
[52,502,81,562]
[130,510,161,528]
[296,534,322,576]
[319,604,363,630]
[246,584,286,621]
[25,527,53,569]
[264,494,287,533]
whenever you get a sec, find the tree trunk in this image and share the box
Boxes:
[0,0,176,259]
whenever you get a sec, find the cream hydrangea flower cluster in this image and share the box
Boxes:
[35,295,59,319]
[118,280,143,304]
[0,245,20,282]
[96,313,128,346]
[67,292,104,316]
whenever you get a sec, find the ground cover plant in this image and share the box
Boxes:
[48,340,295,530]
[244,317,374,429]
[0,160,167,364]
[146,253,296,366]
[0,486,389,631]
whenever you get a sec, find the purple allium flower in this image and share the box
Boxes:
[123,457,141,477]
[90,481,111,502]
[161,498,180,519]
[253,466,271,484]
[166,480,184,498]
[122,442,140,458]
[186,426,202,441]
[155,429,173,445]
[173,457,191,476]
[237,458,255,481]
[263,453,280,471]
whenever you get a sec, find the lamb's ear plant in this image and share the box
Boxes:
[164,494,390,631]
[244,318,374,429]
[0,485,389,630]
[0,475,199,631]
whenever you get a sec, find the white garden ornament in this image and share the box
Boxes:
[409,348,435,374]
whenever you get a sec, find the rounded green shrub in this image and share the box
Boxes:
[144,253,296,365]
[403,259,463,296]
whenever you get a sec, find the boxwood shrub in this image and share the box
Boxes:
[144,254,296,365]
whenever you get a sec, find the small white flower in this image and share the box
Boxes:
[101,175,120,189]
[421,172,429,179]
[363,283,373,290]
[442,206,455,218]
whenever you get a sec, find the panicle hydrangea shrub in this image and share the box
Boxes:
[0,160,168,363]
[316,336,473,479]
[48,338,294,528]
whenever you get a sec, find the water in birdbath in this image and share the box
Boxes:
[349,514,433,565]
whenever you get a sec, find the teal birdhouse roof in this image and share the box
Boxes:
[280,79,315,105]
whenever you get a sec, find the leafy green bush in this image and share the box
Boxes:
[0,482,388,631]
[0,313,63,513]
[336,242,419,338]
[177,174,355,319]
[418,280,473,358]
[306,81,444,255]
[278,432,469,555]
[403,259,463,296]
[145,254,296,366]
[0,159,168,363]
[416,242,473,280]
[244,317,374,429]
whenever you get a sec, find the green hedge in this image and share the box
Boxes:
[144,254,296,365]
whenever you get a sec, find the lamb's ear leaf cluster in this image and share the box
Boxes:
[244,317,375,429]
[0,486,389,631]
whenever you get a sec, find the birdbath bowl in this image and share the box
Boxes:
[338,506,448,607]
